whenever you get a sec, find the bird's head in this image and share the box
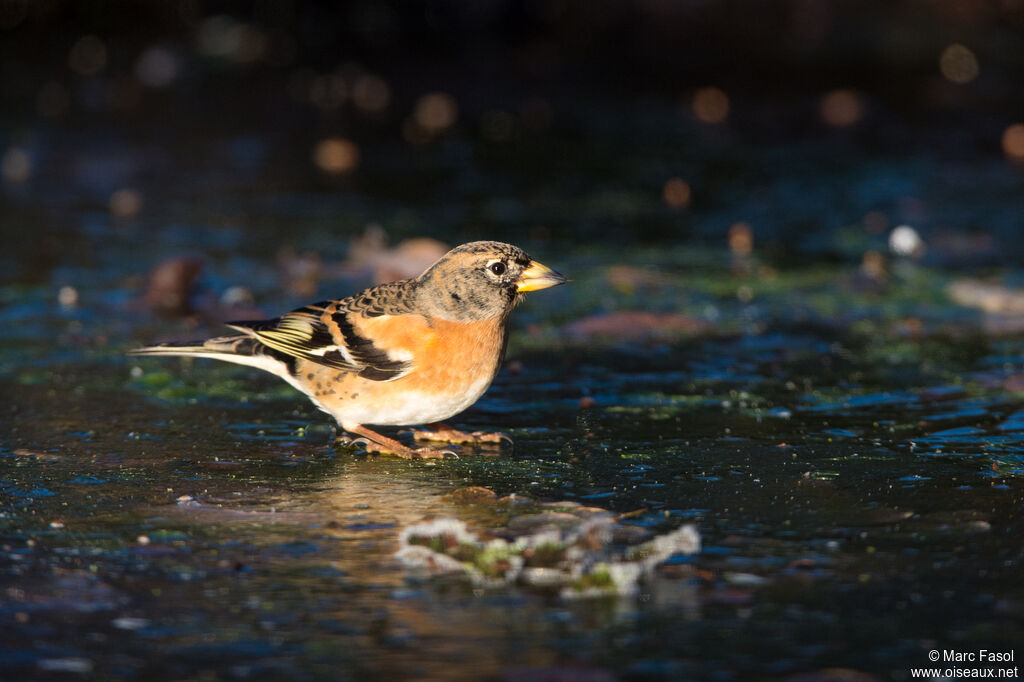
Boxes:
[417,241,566,321]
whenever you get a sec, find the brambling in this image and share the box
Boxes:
[130,241,566,458]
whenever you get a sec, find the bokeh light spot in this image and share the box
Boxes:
[662,177,691,209]
[939,43,979,84]
[196,15,241,57]
[313,138,360,174]
[231,24,265,63]
[310,73,347,110]
[889,225,924,258]
[352,74,391,114]
[728,221,754,255]
[1,147,31,183]
[414,92,458,134]
[136,46,180,88]
[196,15,264,63]
[1001,123,1024,162]
[110,188,143,218]
[820,89,864,127]
[68,35,107,75]
[693,87,729,124]
[861,250,886,280]
[58,286,79,308]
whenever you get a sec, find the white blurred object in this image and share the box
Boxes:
[220,285,254,308]
[889,225,924,258]
[58,285,79,308]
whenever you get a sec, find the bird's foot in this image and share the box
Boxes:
[409,423,513,446]
[355,437,455,460]
[340,425,457,459]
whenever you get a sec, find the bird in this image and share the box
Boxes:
[130,241,566,458]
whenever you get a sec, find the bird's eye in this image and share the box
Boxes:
[489,261,507,276]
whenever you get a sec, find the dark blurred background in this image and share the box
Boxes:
[1,0,1022,289]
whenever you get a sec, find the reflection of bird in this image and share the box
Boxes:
[131,241,566,458]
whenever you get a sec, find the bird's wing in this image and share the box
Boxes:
[227,281,422,381]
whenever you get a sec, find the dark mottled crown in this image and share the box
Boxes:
[442,241,531,264]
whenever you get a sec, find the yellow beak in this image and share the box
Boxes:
[516,260,567,292]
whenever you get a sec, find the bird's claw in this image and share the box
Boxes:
[348,438,455,460]
[477,431,514,446]
[410,427,513,447]
[411,446,458,460]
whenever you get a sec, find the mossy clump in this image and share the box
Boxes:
[522,542,567,568]
[569,564,615,593]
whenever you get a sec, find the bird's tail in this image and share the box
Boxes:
[128,335,298,379]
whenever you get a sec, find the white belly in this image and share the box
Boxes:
[329,372,495,428]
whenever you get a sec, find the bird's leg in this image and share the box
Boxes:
[343,424,455,460]
[410,423,513,446]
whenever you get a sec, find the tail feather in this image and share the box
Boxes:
[129,335,299,383]
[129,334,257,356]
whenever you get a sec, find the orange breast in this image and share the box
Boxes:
[297,315,507,427]
[408,318,506,396]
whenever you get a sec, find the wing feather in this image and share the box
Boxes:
[227,282,419,380]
